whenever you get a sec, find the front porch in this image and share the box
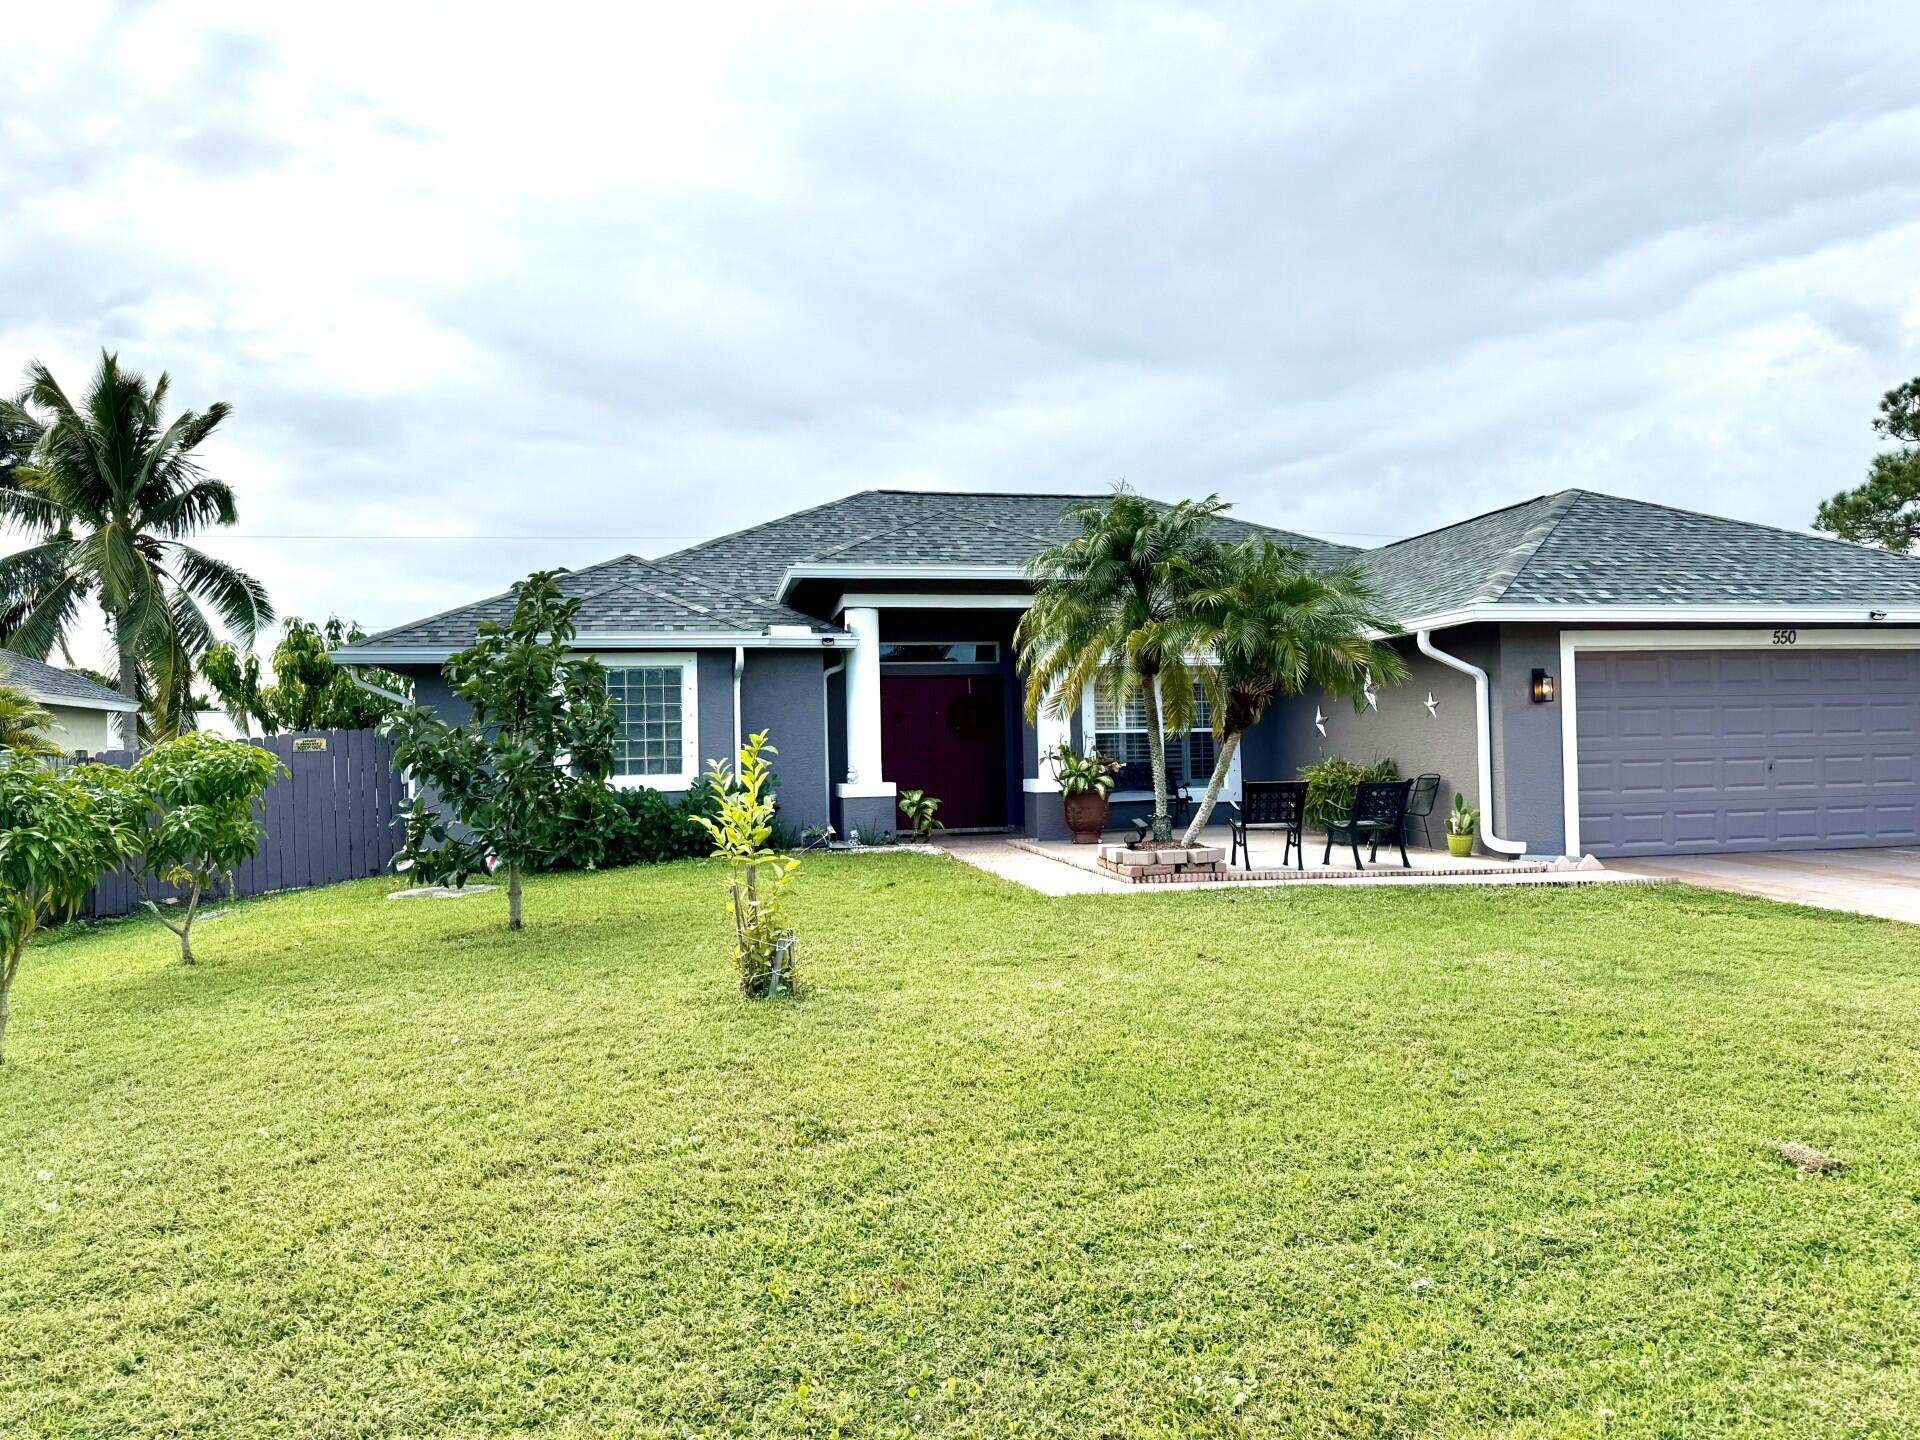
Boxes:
[938,826,1642,896]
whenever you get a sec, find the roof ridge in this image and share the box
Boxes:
[1572,489,1920,562]
[1472,490,1583,604]
[575,572,716,619]
[652,489,894,574]
[353,554,642,647]
[1365,491,1570,555]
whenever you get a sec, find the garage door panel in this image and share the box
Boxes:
[1576,647,1920,857]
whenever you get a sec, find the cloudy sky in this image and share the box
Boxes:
[5,1,1919,662]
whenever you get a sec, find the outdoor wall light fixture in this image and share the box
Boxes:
[1869,609,1889,622]
[1530,668,1556,704]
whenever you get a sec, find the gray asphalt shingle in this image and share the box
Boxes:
[0,651,136,707]
[1363,489,1920,619]
[343,485,1920,657]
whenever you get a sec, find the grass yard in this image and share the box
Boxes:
[3,855,1918,1438]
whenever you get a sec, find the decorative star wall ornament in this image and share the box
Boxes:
[1313,705,1327,737]
[1423,692,1439,718]
[1364,682,1379,711]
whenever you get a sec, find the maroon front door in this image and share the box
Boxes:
[881,673,1007,830]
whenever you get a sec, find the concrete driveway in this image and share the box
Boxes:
[1607,848,1920,924]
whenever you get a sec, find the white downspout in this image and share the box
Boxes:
[822,654,846,825]
[348,671,412,708]
[1416,629,1526,857]
[732,646,745,761]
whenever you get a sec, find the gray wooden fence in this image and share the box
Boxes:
[75,728,408,918]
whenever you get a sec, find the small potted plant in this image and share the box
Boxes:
[897,788,944,841]
[1445,792,1478,858]
[1051,742,1121,844]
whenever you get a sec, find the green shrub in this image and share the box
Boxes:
[1298,755,1399,829]
[548,773,724,871]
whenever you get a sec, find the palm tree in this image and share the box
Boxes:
[1158,538,1408,845]
[0,668,60,756]
[1017,485,1228,843]
[0,353,272,750]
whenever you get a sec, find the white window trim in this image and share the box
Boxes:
[589,650,700,792]
[1557,626,1920,858]
[1077,676,1241,803]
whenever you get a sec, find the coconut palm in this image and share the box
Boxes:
[1016,485,1228,843]
[0,354,272,750]
[1157,537,1408,845]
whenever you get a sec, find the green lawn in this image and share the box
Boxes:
[4,856,1918,1438]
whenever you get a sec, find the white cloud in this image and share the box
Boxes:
[3,0,1919,663]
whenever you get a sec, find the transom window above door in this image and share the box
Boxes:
[879,641,1000,664]
[593,652,699,791]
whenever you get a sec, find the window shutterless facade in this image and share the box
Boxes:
[1089,681,1217,789]
[589,652,699,791]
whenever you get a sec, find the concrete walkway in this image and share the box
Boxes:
[1608,848,1920,925]
[938,827,1661,897]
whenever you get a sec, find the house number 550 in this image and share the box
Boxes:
[1771,628,1797,645]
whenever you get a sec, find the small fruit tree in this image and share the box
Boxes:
[125,733,287,964]
[385,570,619,931]
[0,756,130,1063]
[693,732,800,998]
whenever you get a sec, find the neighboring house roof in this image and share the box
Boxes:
[1370,490,1920,624]
[0,652,140,712]
[341,553,852,660]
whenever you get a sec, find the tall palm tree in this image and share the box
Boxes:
[1157,538,1407,845]
[1017,485,1228,843]
[0,353,272,750]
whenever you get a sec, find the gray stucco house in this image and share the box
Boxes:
[0,652,140,753]
[336,487,1920,860]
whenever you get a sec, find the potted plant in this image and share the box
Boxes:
[897,788,944,841]
[1051,742,1121,843]
[1445,791,1478,857]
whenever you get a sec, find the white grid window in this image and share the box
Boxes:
[596,653,697,789]
[1092,680,1216,789]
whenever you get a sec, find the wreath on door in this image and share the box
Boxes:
[945,692,995,741]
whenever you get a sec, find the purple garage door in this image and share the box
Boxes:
[1576,648,1920,857]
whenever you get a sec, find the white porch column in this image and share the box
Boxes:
[836,606,894,799]
[1023,702,1072,792]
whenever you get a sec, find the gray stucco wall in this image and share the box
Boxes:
[1489,624,1568,855]
[738,648,831,834]
[398,650,831,835]
[1271,631,1486,825]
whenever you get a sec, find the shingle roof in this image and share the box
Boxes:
[343,485,1920,659]
[343,489,1356,656]
[1365,489,1920,619]
[348,554,847,651]
[0,652,139,709]
[660,488,1359,597]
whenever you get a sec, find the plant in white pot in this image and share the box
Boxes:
[1051,743,1121,844]
[1445,791,1478,858]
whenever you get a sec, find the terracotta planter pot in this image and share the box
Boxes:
[1446,831,1474,858]
[1063,791,1111,844]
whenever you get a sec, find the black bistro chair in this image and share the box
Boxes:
[1402,773,1442,849]
[1323,779,1415,871]
[1228,780,1306,871]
